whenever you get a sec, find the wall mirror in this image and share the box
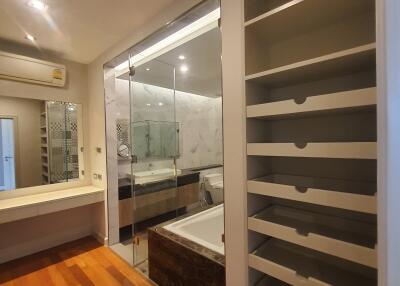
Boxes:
[0,95,84,191]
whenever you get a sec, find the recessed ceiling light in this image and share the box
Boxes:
[180,65,189,73]
[27,0,48,11]
[178,55,186,60]
[146,103,151,106]
[158,102,164,106]
[146,68,151,71]
[25,34,36,41]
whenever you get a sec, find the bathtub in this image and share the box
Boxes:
[149,204,225,285]
[163,204,225,254]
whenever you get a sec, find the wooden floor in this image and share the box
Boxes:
[0,236,153,286]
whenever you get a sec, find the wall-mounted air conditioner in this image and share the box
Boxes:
[0,51,66,87]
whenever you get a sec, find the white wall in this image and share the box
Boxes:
[221,0,248,285]
[377,0,400,285]
[0,123,3,186]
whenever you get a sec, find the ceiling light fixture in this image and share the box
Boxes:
[146,68,151,71]
[27,0,48,11]
[115,8,220,71]
[178,55,186,60]
[25,34,36,41]
[158,102,164,106]
[146,103,151,106]
[180,65,189,73]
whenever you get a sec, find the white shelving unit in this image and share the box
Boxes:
[249,206,377,268]
[244,0,378,284]
[245,44,376,88]
[247,175,376,214]
[247,142,377,160]
[249,239,376,286]
[247,87,376,119]
[40,102,50,184]
[244,0,374,30]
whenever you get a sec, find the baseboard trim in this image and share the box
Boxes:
[92,230,107,245]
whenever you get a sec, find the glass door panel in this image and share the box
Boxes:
[128,57,178,268]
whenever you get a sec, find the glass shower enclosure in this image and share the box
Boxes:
[128,57,180,267]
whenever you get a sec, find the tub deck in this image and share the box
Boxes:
[148,204,225,285]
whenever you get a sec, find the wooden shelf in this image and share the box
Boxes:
[249,239,376,286]
[249,206,376,268]
[247,142,376,159]
[247,88,376,119]
[245,44,376,88]
[248,175,376,214]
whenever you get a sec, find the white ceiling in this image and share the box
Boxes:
[0,0,179,63]
[118,27,222,97]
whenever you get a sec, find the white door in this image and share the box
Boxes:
[0,118,16,191]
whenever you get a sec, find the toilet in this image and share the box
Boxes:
[204,173,224,204]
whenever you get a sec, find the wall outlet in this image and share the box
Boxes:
[93,173,102,180]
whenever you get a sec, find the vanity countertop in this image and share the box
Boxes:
[0,185,104,224]
[118,170,200,200]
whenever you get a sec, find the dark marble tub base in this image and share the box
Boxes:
[148,228,225,286]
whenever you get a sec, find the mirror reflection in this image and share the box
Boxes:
[0,96,84,191]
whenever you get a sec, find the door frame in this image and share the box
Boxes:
[0,115,20,190]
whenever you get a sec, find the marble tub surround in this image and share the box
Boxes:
[148,213,225,286]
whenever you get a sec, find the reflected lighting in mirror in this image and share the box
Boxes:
[25,34,36,42]
[180,65,189,73]
[27,0,48,11]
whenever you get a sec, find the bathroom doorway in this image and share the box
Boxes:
[0,117,16,191]
[104,0,223,281]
